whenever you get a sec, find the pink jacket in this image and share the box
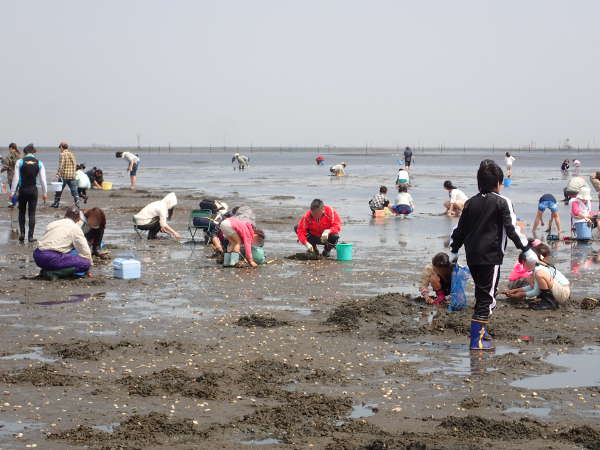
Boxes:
[508,262,531,281]
[228,217,255,262]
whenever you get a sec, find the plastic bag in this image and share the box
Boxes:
[448,264,470,311]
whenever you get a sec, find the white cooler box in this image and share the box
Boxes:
[113,258,141,279]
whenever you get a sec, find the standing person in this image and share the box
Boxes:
[590,172,600,208]
[329,162,346,176]
[368,186,389,215]
[573,159,581,175]
[133,192,182,240]
[504,152,516,178]
[33,207,93,277]
[51,142,80,208]
[295,199,342,257]
[449,159,537,351]
[115,151,140,190]
[2,143,21,206]
[443,180,468,216]
[75,164,91,204]
[9,144,48,242]
[403,146,413,171]
[531,193,563,238]
[561,159,570,175]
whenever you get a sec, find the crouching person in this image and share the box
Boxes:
[33,207,92,279]
[220,215,265,268]
[295,199,342,257]
[80,207,107,257]
[133,192,182,240]
[419,252,452,304]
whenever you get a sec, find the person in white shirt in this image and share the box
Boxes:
[396,169,410,186]
[133,192,182,240]
[505,152,516,178]
[115,151,140,191]
[33,207,93,276]
[443,180,468,216]
[391,184,415,215]
[329,162,346,176]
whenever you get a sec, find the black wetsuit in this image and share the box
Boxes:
[17,156,41,241]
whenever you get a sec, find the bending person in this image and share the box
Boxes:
[329,163,346,176]
[295,199,342,257]
[133,192,182,239]
[443,180,468,216]
[33,207,93,277]
[115,151,140,191]
[531,194,563,238]
[10,144,48,242]
[80,208,107,256]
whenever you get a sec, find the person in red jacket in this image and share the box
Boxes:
[295,199,342,257]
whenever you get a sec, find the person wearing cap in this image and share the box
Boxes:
[33,207,93,277]
[115,151,140,191]
[329,162,346,176]
[570,186,598,230]
[51,142,80,209]
[232,153,249,171]
[9,144,48,242]
[443,180,468,216]
[295,199,342,257]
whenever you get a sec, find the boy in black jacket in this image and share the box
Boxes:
[449,160,538,350]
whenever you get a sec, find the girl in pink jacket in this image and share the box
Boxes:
[219,216,265,268]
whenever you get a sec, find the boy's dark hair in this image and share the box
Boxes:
[505,152,510,157]
[379,186,387,194]
[9,143,17,150]
[398,184,408,193]
[443,180,456,190]
[77,163,86,170]
[432,252,450,267]
[115,152,123,158]
[310,199,324,211]
[23,143,35,154]
[477,160,504,193]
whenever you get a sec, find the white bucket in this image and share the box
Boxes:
[51,182,63,192]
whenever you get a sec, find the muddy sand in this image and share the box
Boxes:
[1,187,600,449]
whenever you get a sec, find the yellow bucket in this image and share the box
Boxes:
[102,181,113,190]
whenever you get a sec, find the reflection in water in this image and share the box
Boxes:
[570,242,600,274]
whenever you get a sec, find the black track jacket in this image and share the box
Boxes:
[449,192,530,266]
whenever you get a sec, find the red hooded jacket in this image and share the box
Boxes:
[296,205,342,245]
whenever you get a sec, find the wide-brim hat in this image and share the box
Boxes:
[577,186,592,201]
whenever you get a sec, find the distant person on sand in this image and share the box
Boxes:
[419,252,452,304]
[443,180,467,216]
[34,206,93,277]
[504,152,515,178]
[590,172,600,207]
[368,186,389,215]
[449,159,537,351]
[573,159,581,175]
[330,162,346,176]
[86,167,104,189]
[3,143,21,206]
[295,199,342,257]
[531,194,563,239]
[391,184,415,216]
[561,159,570,175]
[133,192,182,240]
[115,151,140,191]
[396,168,409,186]
[10,144,48,242]
[232,153,249,171]
[315,155,325,166]
[51,142,80,209]
[75,164,91,204]
[403,146,413,171]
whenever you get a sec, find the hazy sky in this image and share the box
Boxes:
[2,1,599,147]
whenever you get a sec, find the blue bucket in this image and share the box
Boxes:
[503,178,512,187]
[575,222,592,241]
[223,252,240,267]
[336,243,353,261]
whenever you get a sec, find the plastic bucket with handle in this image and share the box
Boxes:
[575,221,592,241]
[251,246,266,265]
[336,243,353,261]
[51,181,63,192]
[102,181,113,190]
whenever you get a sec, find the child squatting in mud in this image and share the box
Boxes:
[419,252,452,305]
[449,160,538,351]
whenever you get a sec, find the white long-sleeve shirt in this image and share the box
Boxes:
[37,218,93,263]
[10,157,48,195]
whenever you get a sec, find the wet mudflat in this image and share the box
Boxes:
[1,152,600,448]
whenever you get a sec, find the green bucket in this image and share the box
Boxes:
[336,243,353,261]
[251,246,266,265]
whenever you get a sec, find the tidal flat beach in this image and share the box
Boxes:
[1,149,600,449]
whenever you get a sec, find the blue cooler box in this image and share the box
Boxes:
[113,258,141,279]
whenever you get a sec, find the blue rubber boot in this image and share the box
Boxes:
[469,320,496,351]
